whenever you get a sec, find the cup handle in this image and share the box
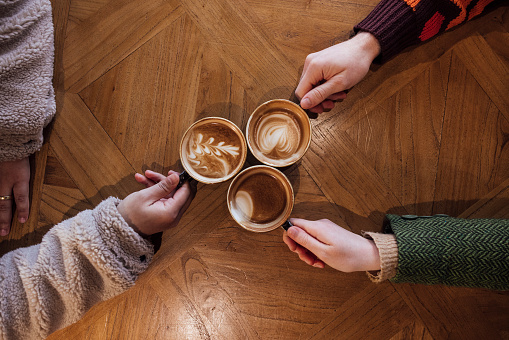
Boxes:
[177,170,193,189]
[281,219,293,231]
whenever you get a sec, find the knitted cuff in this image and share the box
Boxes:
[354,0,419,63]
[362,232,399,283]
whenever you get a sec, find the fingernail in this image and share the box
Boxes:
[301,98,311,109]
[0,229,8,236]
[19,217,26,223]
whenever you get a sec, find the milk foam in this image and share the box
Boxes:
[232,190,253,221]
[255,112,300,159]
[186,131,240,178]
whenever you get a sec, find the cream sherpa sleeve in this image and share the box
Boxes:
[0,197,154,340]
[0,0,56,162]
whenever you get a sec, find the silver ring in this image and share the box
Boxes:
[0,195,12,201]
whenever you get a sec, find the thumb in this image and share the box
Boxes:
[287,226,325,257]
[301,80,344,109]
[143,173,179,200]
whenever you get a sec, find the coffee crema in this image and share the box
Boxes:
[227,165,294,232]
[180,118,247,184]
[247,99,311,167]
[232,173,287,224]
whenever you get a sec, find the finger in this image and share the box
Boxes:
[295,242,326,268]
[13,180,29,223]
[0,196,12,236]
[283,231,298,251]
[295,245,323,267]
[145,170,167,183]
[295,64,324,104]
[295,55,315,100]
[327,91,348,101]
[134,173,155,187]
[312,259,325,268]
[301,79,346,109]
[321,100,335,111]
[170,179,196,209]
[286,225,326,258]
[284,230,325,268]
[170,183,197,225]
[290,218,326,240]
[143,173,179,201]
[308,104,325,114]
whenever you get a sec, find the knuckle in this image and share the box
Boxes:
[313,87,327,101]
[305,53,316,62]
[16,194,29,204]
[158,180,171,193]
[330,76,346,89]
[298,232,311,247]
[308,58,322,71]
[0,203,11,213]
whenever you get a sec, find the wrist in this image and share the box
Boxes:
[351,31,381,64]
[117,200,150,238]
[362,238,381,271]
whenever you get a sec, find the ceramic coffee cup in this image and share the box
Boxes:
[227,165,294,232]
[179,117,247,185]
[246,99,311,167]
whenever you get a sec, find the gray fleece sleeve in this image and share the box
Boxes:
[0,197,154,340]
[0,0,56,162]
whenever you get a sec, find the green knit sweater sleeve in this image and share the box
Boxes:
[384,215,509,290]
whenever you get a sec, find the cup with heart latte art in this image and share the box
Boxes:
[246,99,312,167]
[179,117,247,185]
[227,165,294,232]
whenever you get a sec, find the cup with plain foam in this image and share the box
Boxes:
[246,99,311,168]
[227,165,294,232]
[179,117,247,186]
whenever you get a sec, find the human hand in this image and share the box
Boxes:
[117,170,197,236]
[0,157,31,236]
[295,32,381,113]
[283,218,380,272]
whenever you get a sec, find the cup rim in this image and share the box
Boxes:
[179,116,247,184]
[227,165,295,233]
[246,99,312,168]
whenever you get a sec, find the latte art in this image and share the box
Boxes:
[247,100,311,167]
[187,131,240,178]
[254,112,301,160]
[181,120,246,183]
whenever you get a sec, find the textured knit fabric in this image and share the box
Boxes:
[0,0,56,162]
[0,197,154,340]
[384,214,509,290]
[354,0,498,62]
[362,232,398,282]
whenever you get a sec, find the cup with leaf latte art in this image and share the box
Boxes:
[180,117,247,184]
[247,99,311,167]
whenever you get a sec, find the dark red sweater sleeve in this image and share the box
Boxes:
[354,0,498,62]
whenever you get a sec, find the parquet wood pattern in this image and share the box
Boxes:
[0,0,507,339]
